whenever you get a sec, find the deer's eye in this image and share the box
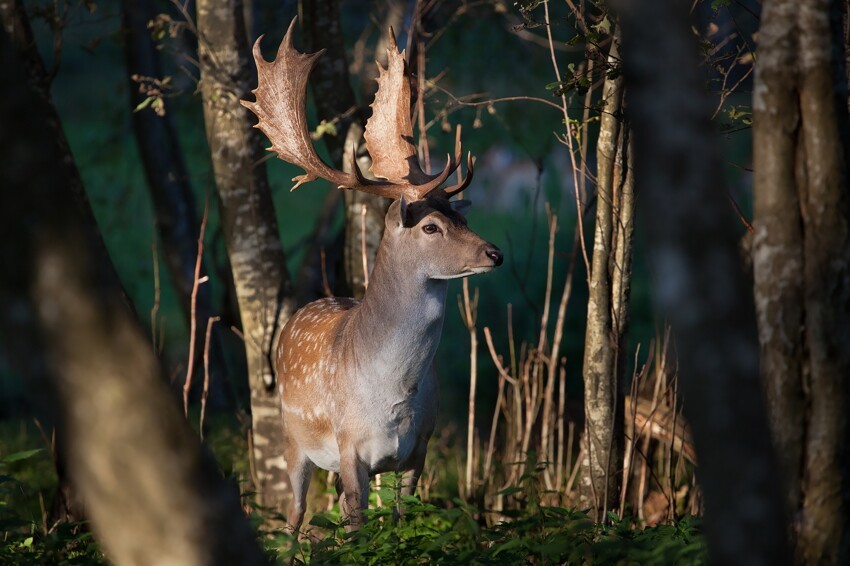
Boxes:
[422,223,440,235]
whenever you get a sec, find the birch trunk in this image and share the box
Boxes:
[617,0,790,561]
[579,33,627,520]
[754,0,850,561]
[197,0,295,516]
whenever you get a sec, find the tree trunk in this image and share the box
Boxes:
[299,0,390,299]
[0,0,132,314]
[0,28,266,565]
[617,0,791,562]
[579,32,627,520]
[0,0,129,524]
[753,0,850,562]
[122,0,232,407]
[197,0,295,517]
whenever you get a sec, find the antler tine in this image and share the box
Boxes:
[347,149,406,199]
[387,26,397,51]
[242,17,410,198]
[444,152,475,198]
[280,16,298,55]
[409,125,465,200]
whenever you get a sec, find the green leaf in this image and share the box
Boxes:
[133,96,153,112]
[491,536,525,557]
[566,34,583,47]
[497,486,523,496]
[311,120,338,140]
[594,16,612,35]
[2,448,44,464]
[309,514,339,529]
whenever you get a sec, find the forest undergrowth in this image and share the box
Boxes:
[0,437,704,565]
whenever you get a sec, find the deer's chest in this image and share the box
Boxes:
[359,395,419,473]
[302,401,419,475]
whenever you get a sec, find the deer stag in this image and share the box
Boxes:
[242,19,503,531]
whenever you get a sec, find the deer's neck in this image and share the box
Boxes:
[349,239,447,383]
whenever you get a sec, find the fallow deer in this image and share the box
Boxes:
[242,19,503,531]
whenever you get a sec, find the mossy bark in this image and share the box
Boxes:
[754,0,850,561]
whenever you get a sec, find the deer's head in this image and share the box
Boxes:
[242,18,503,280]
[383,196,502,280]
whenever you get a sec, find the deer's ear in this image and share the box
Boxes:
[450,199,472,216]
[399,195,412,227]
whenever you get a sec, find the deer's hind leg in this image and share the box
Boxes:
[339,447,369,531]
[284,441,314,534]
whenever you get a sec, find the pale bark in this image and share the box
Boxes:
[752,0,807,526]
[610,131,635,342]
[617,0,790,562]
[754,1,850,562]
[197,0,295,516]
[0,29,266,564]
[579,33,627,520]
[300,0,390,299]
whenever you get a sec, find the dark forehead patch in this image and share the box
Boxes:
[405,195,468,227]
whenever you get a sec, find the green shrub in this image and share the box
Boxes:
[269,477,705,565]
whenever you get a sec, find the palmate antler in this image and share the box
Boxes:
[241,18,473,202]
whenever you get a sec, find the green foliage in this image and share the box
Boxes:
[0,448,103,564]
[267,476,705,565]
[723,105,753,129]
[0,420,703,564]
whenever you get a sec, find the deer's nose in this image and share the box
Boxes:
[485,246,504,267]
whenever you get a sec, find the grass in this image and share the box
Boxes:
[0,421,705,564]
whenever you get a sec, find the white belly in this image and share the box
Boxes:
[302,419,417,475]
[305,440,341,473]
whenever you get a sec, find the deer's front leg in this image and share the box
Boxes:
[393,437,428,521]
[339,448,369,531]
[400,439,427,498]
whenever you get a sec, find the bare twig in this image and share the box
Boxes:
[543,0,591,278]
[199,316,220,441]
[460,279,479,497]
[183,197,209,417]
[150,231,161,353]
[483,327,508,484]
